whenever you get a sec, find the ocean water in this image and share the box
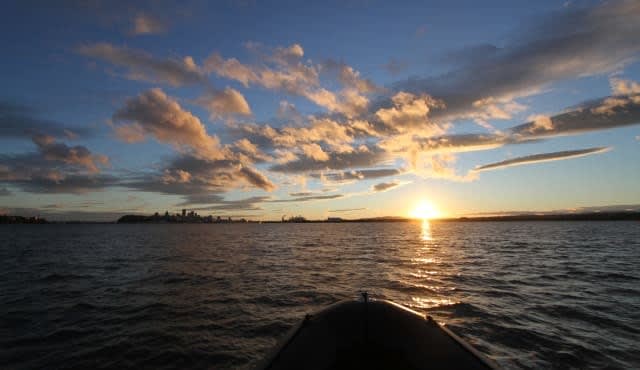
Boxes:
[1,221,639,369]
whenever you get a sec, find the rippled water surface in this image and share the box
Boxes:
[1,222,639,369]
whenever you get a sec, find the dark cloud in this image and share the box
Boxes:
[175,194,225,206]
[0,101,90,139]
[270,146,388,173]
[411,133,525,154]
[509,95,640,138]
[125,154,274,205]
[372,181,400,192]
[0,135,112,194]
[404,94,640,154]
[269,194,343,203]
[32,135,109,173]
[392,1,640,122]
[189,196,270,211]
[238,166,276,191]
[312,168,404,182]
[10,174,119,194]
[474,147,610,172]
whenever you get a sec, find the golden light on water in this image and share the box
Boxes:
[421,219,432,241]
[409,200,441,220]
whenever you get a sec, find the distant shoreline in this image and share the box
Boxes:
[2,211,639,224]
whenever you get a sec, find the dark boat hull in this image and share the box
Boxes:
[257,298,498,370]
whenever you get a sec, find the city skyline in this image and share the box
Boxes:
[1,0,640,221]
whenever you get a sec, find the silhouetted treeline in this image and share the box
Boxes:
[0,215,48,224]
[453,212,640,222]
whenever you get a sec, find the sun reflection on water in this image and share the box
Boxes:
[406,219,458,312]
[421,219,432,241]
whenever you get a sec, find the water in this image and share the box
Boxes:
[1,221,639,369]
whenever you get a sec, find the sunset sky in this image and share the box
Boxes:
[1,0,639,221]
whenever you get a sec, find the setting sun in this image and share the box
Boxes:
[409,200,441,220]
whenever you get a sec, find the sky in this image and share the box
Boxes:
[1,0,639,221]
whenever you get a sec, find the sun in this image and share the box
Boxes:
[409,200,441,220]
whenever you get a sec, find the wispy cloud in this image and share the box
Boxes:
[0,101,90,140]
[394,0,640,123]
[474,147,611,172]
[328,207,366,213]
[313,168,404,182]
[269,194,343,203]
[372,181,401,192]
[78,43,205,86]
[131,13,167,35]
[189,196,270,211]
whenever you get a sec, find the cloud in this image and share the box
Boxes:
[393,0,640,123]
[0,152,118,193]
[0,101,90,140]
[0,187,11,196]
[313,168,404,182]
[188,196,270,211]
[196,87,252,119]
[510,95,640,138]
[237,166,276,191]
[328,207,366,213]
[391,92,640,156]
[204,44,318,92]
[11,174,119,194]
[382,58,408,76]
[234,138,272,163]
[388,133,517,155]
[227,116,357,157]
[277,100,302,121]
[125,154,274,204]
[0,135,112,194]
[321,59,380,94]
[372,181,400,192]
[374,92,446,135]
[289,192,313,196]
[474,147,610,172]
[32,134,109,173]
[78,43,204,86]
[112,88,226,159]
[131,13,167,35]
[270,145,388,173]
[269,194,343,203]
[204,43,373,117]
[301,143,330,161]
[611,78,640,95]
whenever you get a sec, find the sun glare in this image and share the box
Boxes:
[410,200,441,220]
